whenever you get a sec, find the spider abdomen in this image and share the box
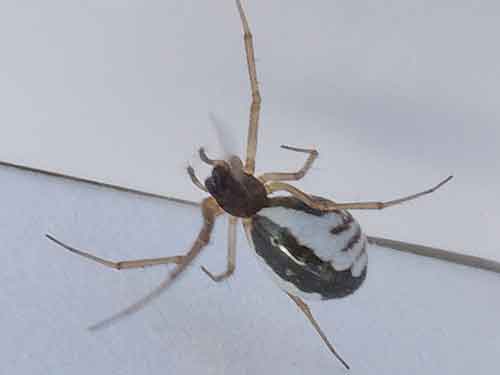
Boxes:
[247,197,367,300]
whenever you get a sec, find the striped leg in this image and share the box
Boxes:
[235,0,262,175]
[84,197,223,330]
[259,145,319,183]
[201,216,238,282]
[288,293,349,370]
[265,176,453,211]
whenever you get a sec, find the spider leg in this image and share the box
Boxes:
[87,197,223,331]
[198,147,225,167]
[235,0,261,175]
[201,215,238,282]
[259,145,319,183]
[46,234,185,269]
[187,166,208,193]
[265,175,453,211]
[287,293,349,370]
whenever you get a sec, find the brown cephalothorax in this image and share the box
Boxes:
[205,162,268,218]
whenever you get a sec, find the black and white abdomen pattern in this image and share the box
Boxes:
[246,197,368,300]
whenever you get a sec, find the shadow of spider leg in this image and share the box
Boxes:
[265,175,453,211]
[47,196,223,330]
[259,145,319,183]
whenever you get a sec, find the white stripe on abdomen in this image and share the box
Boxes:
[257,206,366,273]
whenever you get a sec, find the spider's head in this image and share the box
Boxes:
[205,156,268,218]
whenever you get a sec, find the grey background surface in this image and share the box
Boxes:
[1,0,500,373]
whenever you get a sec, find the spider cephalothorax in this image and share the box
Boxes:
[204,158,268,218]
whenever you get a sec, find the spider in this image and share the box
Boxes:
[45,0,499,369]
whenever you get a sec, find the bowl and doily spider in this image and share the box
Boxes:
[46,0,500,370]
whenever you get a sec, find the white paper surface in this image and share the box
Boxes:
[1,164,499,374]
[1,3,500,371]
